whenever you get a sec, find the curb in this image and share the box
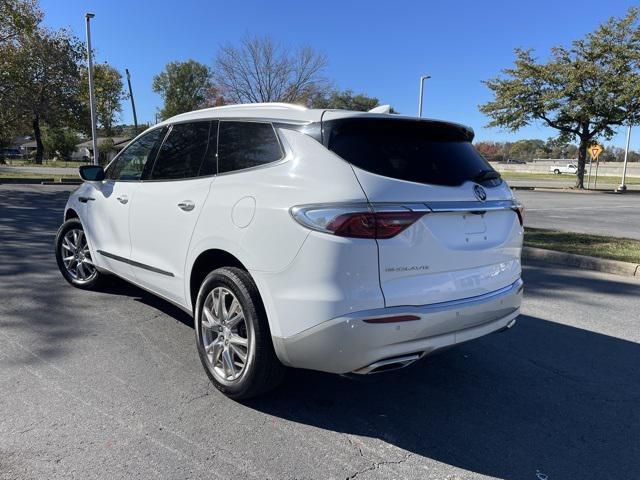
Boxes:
[42,180,82,185]
[0,177,55,184]
[523,247,640,277]
[0,178,80,185]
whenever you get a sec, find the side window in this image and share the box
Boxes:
[105,128,166,181]
[149,122,212,180]
[217,121,283,174]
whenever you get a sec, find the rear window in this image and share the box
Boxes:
[324,118,499,187]
[217,121,283,174]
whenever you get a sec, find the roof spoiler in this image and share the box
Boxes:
[368,105,392,114]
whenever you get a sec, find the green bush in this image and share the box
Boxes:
[42,127,79,160]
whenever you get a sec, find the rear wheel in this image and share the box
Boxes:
[554,169,561,174]
[55,219,102,289]
[194,267,285,399]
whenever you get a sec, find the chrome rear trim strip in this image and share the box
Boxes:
[424,200,517,213]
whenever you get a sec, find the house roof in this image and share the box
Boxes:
[75,137,132,150]
[9,135,33,147]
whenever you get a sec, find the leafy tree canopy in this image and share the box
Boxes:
[152,60,221,120]
[480,7,640,188]
[310,89,380,111]
[0,0,41,45]
[80,62,127,136]
[3,27,84,163]
[42,126,78,160]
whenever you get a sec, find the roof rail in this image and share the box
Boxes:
[210,102,308,112]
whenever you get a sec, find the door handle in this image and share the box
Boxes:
[116,195,128,204]
[78,196,95,203]
[178,200,195,211]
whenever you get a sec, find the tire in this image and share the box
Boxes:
[194,267,285,400]
[554,169,561,174]
[55,218,102,290]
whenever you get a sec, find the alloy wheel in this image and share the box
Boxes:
[200,287,252,383]
[60,228,96,283]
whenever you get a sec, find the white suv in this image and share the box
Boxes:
[55,103,524,399]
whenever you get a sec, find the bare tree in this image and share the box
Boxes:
[213,35,328,104]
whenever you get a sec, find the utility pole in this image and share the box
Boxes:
[85,13,98,165]
[125,68,139,134]
[417,75,431,117]
[617,125,632,193]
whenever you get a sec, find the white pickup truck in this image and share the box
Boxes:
[550,163,578,174]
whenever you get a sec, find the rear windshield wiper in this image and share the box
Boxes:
[474,169,501,182]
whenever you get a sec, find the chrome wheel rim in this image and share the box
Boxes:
[201,287,252,383]
[61,228,96,283]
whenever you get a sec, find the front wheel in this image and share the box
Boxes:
[55,218,102,289]
[194,267,285,399]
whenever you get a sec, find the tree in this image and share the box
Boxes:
[310,89,380,111]
[509,139,548,160]
[4,27,84,163]
[480,8,640,188]
[153,60,221,120]
[80,62,126,136]
[546,138,578,159]
[474,141,503,161]
[42,126,78,160]
[0,0,41,45]
[213,35,328,104]
[0,0,42,148]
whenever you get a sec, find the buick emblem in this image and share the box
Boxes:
[473,184,487,202]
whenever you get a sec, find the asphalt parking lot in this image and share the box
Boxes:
[1,185,639,479]
[516,189,640,239]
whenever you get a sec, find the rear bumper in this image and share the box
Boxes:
[273,278,523,374]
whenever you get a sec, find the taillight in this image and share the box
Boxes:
[512,203,524,226]
[291,204,426,239]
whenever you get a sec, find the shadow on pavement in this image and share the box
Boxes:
[246,313,640,479]
[2,186,639,479]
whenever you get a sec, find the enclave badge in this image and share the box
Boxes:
[473,184,487,202]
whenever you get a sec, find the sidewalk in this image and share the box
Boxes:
[0,165,79,175]
[508,179,640,191]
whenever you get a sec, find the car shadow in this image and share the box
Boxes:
[112,264,640,479]
[244,314,640,479]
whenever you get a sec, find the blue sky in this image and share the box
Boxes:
[41,0,639,149]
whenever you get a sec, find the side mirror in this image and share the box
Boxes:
[79,165,105,182]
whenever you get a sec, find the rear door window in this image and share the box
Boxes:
[149,122,212,180]
[324,118,499,187]
[217,121,283,174]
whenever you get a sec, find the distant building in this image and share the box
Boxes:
[74,137,132,163]
[5,136,37,157]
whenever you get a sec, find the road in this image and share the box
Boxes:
[1,184,639,479]
[515,189,640,239]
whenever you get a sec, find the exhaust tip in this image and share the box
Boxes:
[353,353,422,375]
[496,318,517,333]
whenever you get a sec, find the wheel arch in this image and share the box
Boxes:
[188,249,248,311]
[65,208,79,221]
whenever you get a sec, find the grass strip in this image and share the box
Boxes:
[524,227,640,264]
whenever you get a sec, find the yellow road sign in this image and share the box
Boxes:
[589,144,603,161]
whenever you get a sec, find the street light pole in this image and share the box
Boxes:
[125,68,139,134]
[418,75,431,117]
[617,125,632,193]
[85,13,99,165]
